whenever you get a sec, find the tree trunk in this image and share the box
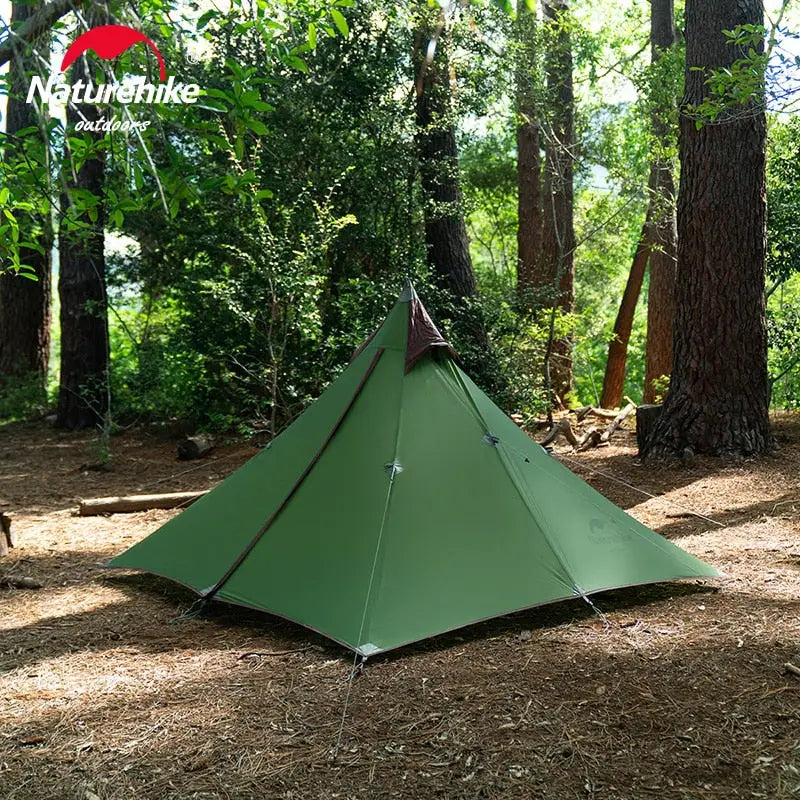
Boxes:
[600,223,651,409]
[640,0,771,458]
[414,19,479,302]
[0,0,52,387]
[643,0,678,403]
[57,35,109,430]
[539,0,575,403]
[413,7,489,362]
[515,1,543,308]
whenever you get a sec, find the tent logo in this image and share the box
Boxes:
[60,25,167,81]
[26,23,201,119]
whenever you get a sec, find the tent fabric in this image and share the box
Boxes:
[107,284,719,656]
[404,283,457,371]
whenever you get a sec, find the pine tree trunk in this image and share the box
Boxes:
[0,0,52,387]
[57,61,109,430]
[643,0,678,403]
[414,8,488,360]
[414,21,477,302]
[640,0,771,457]
[539,0,575,404]
[600,223,650,409]
[515,2,543,308]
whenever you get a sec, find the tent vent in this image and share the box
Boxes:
[483,434,500,447]
[384,461,403,478]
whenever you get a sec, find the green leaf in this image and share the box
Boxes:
[250,100,275,112]
[195,101,228,112]
[308,22,317,49]
[285,54,309,73]
[255,189,273,201]
[330,9,349,37]
[0,188,9,205]
[245,119,268,136]
[197,9,218,30]
[204,88,234,103]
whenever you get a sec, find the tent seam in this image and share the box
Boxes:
[204,347,387,601]
[352,328,409,655]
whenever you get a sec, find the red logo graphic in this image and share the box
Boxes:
[60,24,166,81]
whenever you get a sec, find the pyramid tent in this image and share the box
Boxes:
[108,284,718,656]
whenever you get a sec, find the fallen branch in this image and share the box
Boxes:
[784,662,800,678]
[540,418,579,448]
[238,646,312,660]
[600,402,636,443]
[78,490,210,516]
[570,405,620,420]
[0,575,42,590]
[577,426,603,451]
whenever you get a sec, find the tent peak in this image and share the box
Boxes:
[398,280,417,302]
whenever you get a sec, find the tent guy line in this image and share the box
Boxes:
[555,453,726,528]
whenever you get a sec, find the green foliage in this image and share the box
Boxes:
[0,374,49,421]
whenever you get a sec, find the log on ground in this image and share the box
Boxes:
[177,434,215,460]
[78,490,210,516]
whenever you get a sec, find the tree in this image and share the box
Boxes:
[514,0,574,407]
[640,0,771,457]
[538,0,575,404]
[413,5,488,357]
[515,1,543,308]
[57,15,110,430]
[642,0,678,403]
[600,0,678,409]
[599,223,649,409]
[0,0,52,387]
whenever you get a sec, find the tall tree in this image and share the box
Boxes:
[538,0,575,404]
[515,0,543,308]
[0,0,52,387]
[643,0,678,403]
[600,0,678,409]
[640,0,771,457]
[599,223,650,409]
[57,14,110,430]
[413,6,487,352]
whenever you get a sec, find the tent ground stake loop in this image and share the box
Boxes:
[170,597,208,624]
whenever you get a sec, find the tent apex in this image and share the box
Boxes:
[399,280,417,302]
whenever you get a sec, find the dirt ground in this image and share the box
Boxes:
[1,416,799,800]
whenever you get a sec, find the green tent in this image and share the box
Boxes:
[108,284,718,656]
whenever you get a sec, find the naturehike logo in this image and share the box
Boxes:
[27,24,201,123]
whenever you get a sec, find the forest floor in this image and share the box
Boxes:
[1,415,799,800]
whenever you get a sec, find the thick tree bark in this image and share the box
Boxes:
[414,26,477,302]
[600,223,651,409]
[57,35,110,430]
[643,0,678,403]
[515,2,543,308]
[0,0,52,387]
[640,0,771,457]
[539,0,575,403]
[414,8,488,358]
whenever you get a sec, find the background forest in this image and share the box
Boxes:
[1,0,799,449]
